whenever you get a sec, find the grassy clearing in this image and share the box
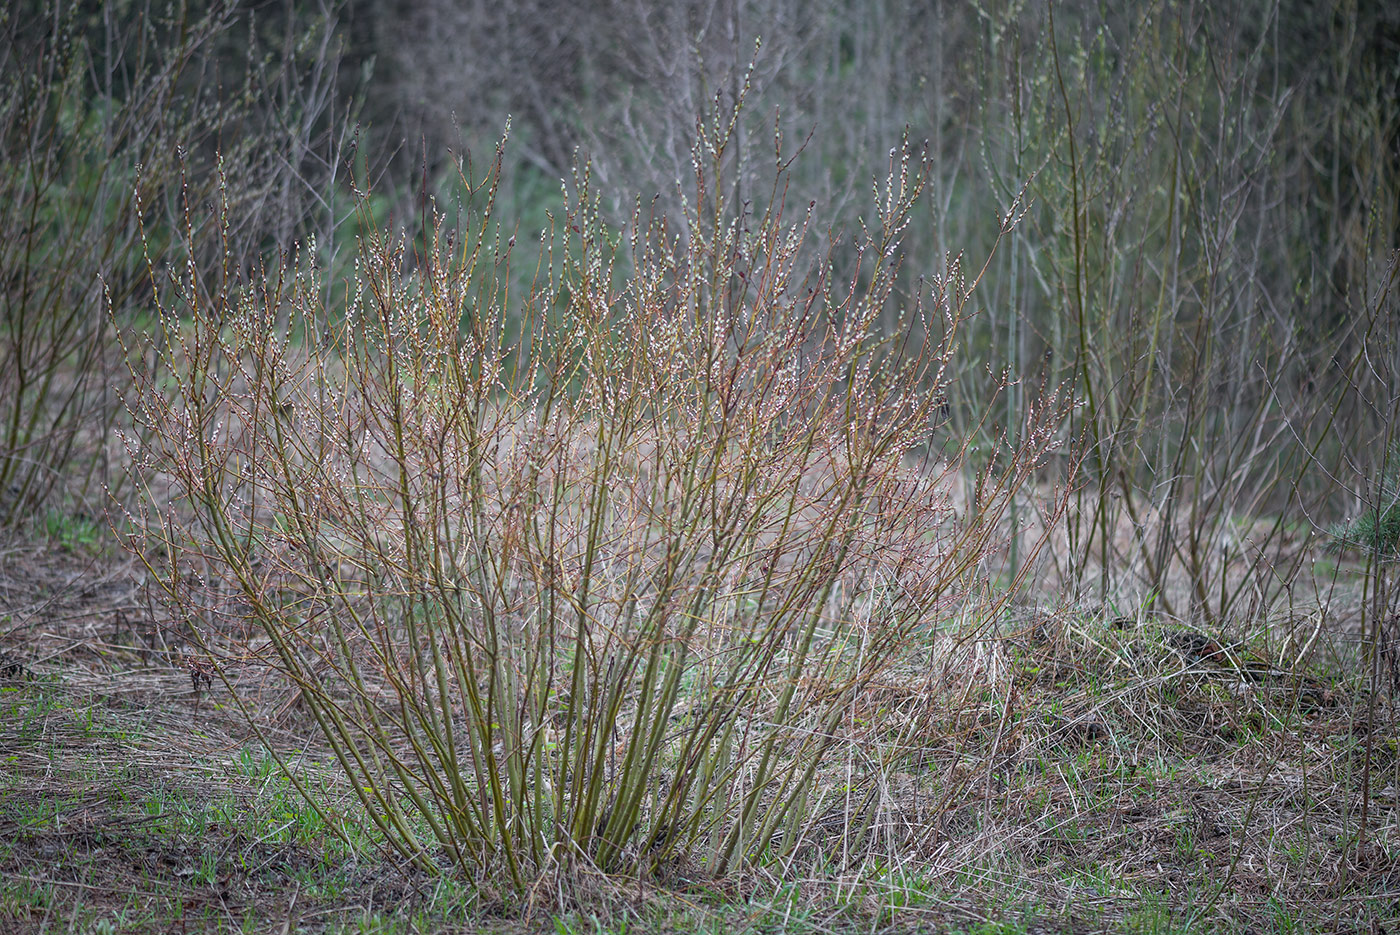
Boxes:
[2,533,1396,933]
[0,581,475,934]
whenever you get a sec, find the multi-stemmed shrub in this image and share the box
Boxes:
[118,108,1068,890]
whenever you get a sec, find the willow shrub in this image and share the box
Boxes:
[119,115,1067,888]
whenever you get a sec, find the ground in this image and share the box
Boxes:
[2,530,1398,933]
